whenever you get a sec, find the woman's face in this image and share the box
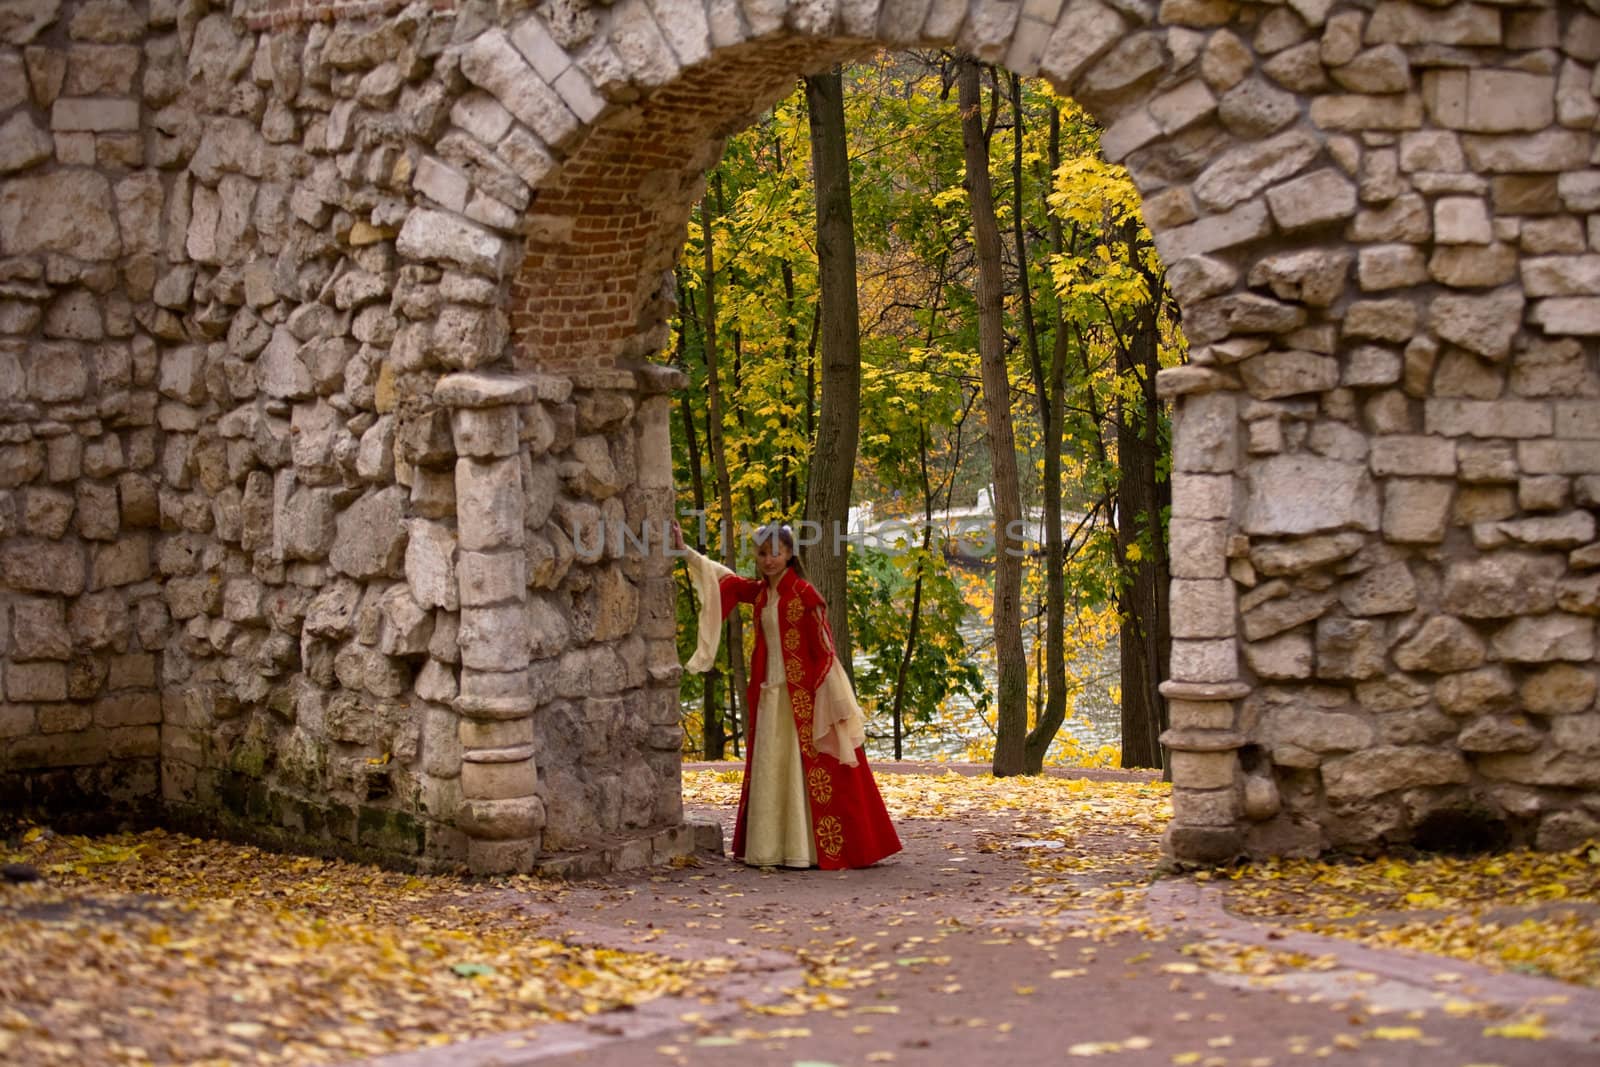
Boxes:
[755,534,793,578]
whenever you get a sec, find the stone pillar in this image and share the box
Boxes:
[437,372,544,873]
[635,366,690,826]
[1158,372,1252,864]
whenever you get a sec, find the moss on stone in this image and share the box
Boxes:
[358,806,425,855]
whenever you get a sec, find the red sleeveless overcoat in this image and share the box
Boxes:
[710,567,902,869]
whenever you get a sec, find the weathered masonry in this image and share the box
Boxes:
[1,0,1598,872]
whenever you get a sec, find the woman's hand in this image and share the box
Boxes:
[671,521,686,551]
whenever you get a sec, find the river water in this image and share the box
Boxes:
[860,621,1124,765]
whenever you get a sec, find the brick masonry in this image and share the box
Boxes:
[0,0,1597,871]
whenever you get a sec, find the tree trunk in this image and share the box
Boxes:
[801,67,862,681]
[1013,78,1069,775]
[959,61,1028,778]
[781,258,799,513]
[889,422,935,761]
[889,253,951,761]
[700,189,747,756]
[1115,226,1171,772]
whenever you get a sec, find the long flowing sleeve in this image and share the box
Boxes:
[812,659,866,767]
[680,546,766,673]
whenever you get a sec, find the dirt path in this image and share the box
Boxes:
[370,772,1600,1067]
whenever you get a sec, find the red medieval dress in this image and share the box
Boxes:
[681,547,902,869]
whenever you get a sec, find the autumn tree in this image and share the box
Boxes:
[801,67,862,677]
[958,59,1029,778]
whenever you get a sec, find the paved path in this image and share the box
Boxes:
[367,774,1600,1067]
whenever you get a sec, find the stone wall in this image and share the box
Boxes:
[1,0,1597,871]
[1149,1,1600,860]
[0,0,175,822]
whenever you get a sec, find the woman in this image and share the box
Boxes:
[674,522,901,869]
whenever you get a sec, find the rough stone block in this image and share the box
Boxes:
[1322,746,1469,806]
[458,549,526,607]
[1433,196,1492,245]
[1426,398,1551,440]
[1392,615,1484,673]
[1194,130,1319,213]
[1356,245,1426,292]
[1153,200,1271,263]
[0,539,86,596]
[1491,614,1595,663]
[1239,351,1339,399]
[460,755,538,802]
[466,837,537,873]
[1339,561,1417,617]
[1314,617,1386,680]
[1244,632,1313,680]
[1462,130,1589,174]
[1443,553,1563,619]
[1426,69,1554,133]
[1428,243,1518,289]
[1427,287,1525,360]
[1171,578,1236,640]
[1170,519,1228,579]
[1521,664,1597,716]
[1169,638,1237,684]
[459,602,531,672]
[1381,478,1452,544]
[1530,298,1600,337]
[1243,454,1378,536]
[7,660,67,701]
[1266,168,1357,232]
[451,407,519,458]
[329,486,409,580]
[1342,298,1420,343]
[1171,473,1233,521]
[1170,748,1237,791]
[1309,92,1424,131]
[456,456,525,552]
[51,96,138,132]
[460,29,579,146]
[1035,0,1123,91]
[397,208,508,278]
[1173,391,1238,474]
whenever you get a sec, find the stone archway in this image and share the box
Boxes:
[1,0,1597,873]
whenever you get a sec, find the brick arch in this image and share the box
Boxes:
[495,2,1236,373]
[506,35,861,369]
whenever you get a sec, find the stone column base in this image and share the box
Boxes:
[533,817,724,878]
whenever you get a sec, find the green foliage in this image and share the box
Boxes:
[845,544,989,740]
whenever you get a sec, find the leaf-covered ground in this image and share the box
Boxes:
[688,767,1600,991]
[5,770,1599,1066]
[691,767,1600,992]
[0,829,732,1065]
[1215,847,1600,989]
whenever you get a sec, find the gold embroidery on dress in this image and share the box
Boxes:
[791,688,813,713]
[807,766,833,805]
[786,598,803,622]
[800,732,817,759]
[785,656,804,682]
[816,815,843,856]
[783,629,800,651]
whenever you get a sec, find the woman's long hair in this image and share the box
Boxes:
[753,522,807,581]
